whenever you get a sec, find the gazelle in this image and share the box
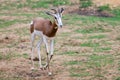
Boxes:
[30,8,64,75]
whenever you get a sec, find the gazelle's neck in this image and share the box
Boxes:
[52,20,58,29]
[45,20,58,37]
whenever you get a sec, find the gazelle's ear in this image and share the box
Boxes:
[60,8,64,13]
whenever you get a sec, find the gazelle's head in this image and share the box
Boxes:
[46,8,64,28]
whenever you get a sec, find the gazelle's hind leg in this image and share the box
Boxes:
[36,38,43,70]
[31,33,35,70]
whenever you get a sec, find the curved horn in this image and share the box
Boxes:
[51,8,57,13]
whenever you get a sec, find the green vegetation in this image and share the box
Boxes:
[62,51,79,56]
[98,4,111,12]
[79,0,93,8]
[0,20,16,28]
[86,54,112,67]
[0,19,28,28]
[0,77,22,80]
[65,60,81,65]
[22,53,29,59]
[116,36,120,40]
[87,54,114,68]
[52,0,70,6]
[30,0,50,8]
[89,35,106,39]
[0,0,70,9]
[76,27,106,34]
[116,77,120,80]
[112,8,120,18]
[65,54,114,77]
[0,53,21,60]
[64,13,120,28]
[80,41,100,47]
[94,47,111,52]
[70,72,90,77]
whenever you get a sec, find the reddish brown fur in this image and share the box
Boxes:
[30,18,58,37]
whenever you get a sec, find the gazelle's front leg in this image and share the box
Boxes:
[48,39,54,75]
[45,39,54,66]
[45,39,54,75]
[43,36,52,75]
[49,39,54,61]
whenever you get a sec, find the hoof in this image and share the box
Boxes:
[40,68,43,70]
[43,67,47,70]
[48,72,52,76]
[44,64,48,68]
[43,65,48,70]
[40,67,44,70]
[31,67,35,70]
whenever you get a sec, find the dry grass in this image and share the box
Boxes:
[93,0,120,7]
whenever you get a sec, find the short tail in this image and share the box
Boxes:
[30,21,34,33]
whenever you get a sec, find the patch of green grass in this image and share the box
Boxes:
[0,53,13,60]
[87,54,114,67]
[64,51,75,55]
[69,67,90,77]
[90,54,107,60]
[0,20,16,28]
[89,35,106,39]
[79,0,93,8]
[7,41,19,48]
[15,27,29,36]
[27,0,70,8]
[31,0,50,8]
[98,4,111,12]
[94,47,111,52]
[64,14,120,28]
[0,5,11,10]
[52,0,70,6]
[62,51,79,56]
[17,3,27,9]
[12,13,35,17]
[0,77,22,80]
[70,72,90,77]
[0,53,21,60]
[65,60,81,65]
[80,41,100,47]
[76,27,106,34]
[112,8,120,17]
[0,0,70,10]
[116,36,120,40]
[116,77,120,80]
[22,53,29,59]
[0,0,50,9]
[0,19,27,29]
[60,32,70,37]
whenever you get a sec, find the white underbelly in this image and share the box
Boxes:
[34,30,43,36]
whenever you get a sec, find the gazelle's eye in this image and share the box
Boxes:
[54,17,57,19]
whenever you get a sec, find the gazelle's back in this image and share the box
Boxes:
[30,17,52,34]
